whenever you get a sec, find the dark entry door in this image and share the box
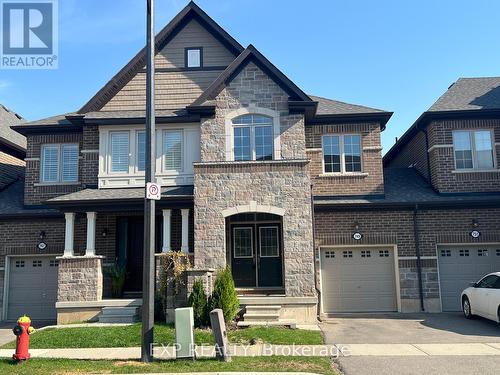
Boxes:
[230,221,283,288]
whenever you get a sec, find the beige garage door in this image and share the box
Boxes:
[7,257,58,321]
[321,248,398,313]
[438,245,500,312]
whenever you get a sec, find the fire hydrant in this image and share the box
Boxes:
[12,315,35,362]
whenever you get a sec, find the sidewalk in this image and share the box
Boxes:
[0,343,499,360]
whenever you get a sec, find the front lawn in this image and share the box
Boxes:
[1,323,323,349]
[0,357,337,375]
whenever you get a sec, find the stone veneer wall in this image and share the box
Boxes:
[194,161,316,297]
[57,257,103,302]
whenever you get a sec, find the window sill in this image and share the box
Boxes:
[319,172,368,178]
[451,169,500,174]
[34,182,81,187]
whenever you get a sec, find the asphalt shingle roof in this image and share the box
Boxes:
[0,178,58,216]
[315,167,500,206]
[428,77,500,112]
[0,104,25,148]
[48,185,194,203]
[309,95,386,115]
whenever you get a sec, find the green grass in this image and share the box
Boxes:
[1,324,323,349]
[0,357,337,375]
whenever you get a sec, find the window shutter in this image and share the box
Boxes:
[111,132,130,173]
[42,145,59,182]
[61,144,78,182]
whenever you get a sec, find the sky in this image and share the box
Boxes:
[1,0,500,153]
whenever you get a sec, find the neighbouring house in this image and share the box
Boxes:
[0,2,499,324]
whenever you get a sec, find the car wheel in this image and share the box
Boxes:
[462,296,473,319]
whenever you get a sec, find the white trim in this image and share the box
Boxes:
[224,106,281,161]
[427,144,453,153]
[318,245,401,314]
[180,208,190,252]
[451,169,500,174]
[24,157,40,161]
[85,212,97,256]
[305,148,322,152]
[321,134,363,174]
[80,149,99,154]
[2,254,59,321]
[34,182,81,187]
[221,203,285,218]
[362,146,383,152]
[40,143,79,184]
[233,226,254,259]
[64,212,75,257]
[452,129,497,171]
[162,209,172,253]
[398,256,438,260]
[98,123,200,188]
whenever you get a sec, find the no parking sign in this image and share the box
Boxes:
[146,182,161,200]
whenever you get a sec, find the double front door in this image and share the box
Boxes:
[230,222,283,288]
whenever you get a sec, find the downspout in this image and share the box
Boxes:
[310,184,322,321]
[413,204,425,311]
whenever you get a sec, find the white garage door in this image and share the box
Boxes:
[438,245,500,312]
[7,257,58,321]
[320,247,397,313]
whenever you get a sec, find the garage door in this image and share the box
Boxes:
[438,245,500,312]
[320,248,397,313]
[7,257,58,321]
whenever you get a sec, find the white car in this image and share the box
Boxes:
[461,272,500,323]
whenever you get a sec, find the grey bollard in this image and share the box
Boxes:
[210,309,231,362]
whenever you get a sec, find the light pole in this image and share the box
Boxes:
[142,0,156,363]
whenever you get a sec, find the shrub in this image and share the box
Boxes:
[188,279,209,327]
[209,267,239,323]
[105,264,127,298]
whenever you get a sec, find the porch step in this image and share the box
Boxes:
[98,306,140,324]
[242,313,280,322]
[245,305,282,315]
[241,305,282,325]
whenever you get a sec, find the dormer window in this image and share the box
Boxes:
[185,47,202,68]
[453,130,495,170]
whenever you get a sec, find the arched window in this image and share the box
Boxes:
[232,114,273,161]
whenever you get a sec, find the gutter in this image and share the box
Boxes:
[413,204,425,311]
[310,184,322,321]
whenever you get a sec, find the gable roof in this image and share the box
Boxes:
[384,76,500,165]
[190,44,312,107]
[78,1,244,114]
[429,77,500,112]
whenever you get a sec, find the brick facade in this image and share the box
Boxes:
[305,122,384,196]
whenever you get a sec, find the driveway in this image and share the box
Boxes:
[320,313,500,375]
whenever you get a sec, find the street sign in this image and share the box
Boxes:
[146,182,161,200]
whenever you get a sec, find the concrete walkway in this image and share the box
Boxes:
[0,343,499,360]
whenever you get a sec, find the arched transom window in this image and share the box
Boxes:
[232,114,273,161]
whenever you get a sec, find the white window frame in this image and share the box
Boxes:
[186,47,202,68]
[40,143,79,184]
[452,129,496,171]
[162,129,184,173]
[233,227,254,259]
[322,134,363,174]
[225,107,281,161]
[135,130,145,173]
[108,131,131,174]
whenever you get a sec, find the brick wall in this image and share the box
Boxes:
[305,122,384,196]
[386,130,429,180]
[24,132,84,205]
[81,126,99,186]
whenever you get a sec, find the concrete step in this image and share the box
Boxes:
[98,315,138,324]
[245,305,281,315]
[237,319,297,327]
[101,306,139,316]
[242,313,280,322]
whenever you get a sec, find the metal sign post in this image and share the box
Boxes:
[141,0,156,363]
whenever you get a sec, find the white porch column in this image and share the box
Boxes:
[85,212,97,256]
[162,209,171,253]
[64,212,75,257]
[181,208,189,252]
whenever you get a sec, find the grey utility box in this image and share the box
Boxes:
[175,307,195,359]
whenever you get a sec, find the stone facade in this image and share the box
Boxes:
[57,256,103,302]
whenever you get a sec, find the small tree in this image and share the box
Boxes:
[209,267,239,323]
[188,279,209,327]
